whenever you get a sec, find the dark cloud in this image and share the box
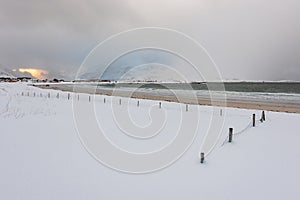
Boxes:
[0,0,299,80]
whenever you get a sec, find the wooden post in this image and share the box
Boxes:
[159,102,161,109]
[56,93,59,99]
[186,104,188,112]
[262,111,265,121]
[229,128,233,143]
[89,96,91,102]
[220,109,223,116]
[137,100,139,107]
[200,152,205,163]
[33,92,35,97]
[119,99,121,105]
[67,93,70,100]
[104,98,106,103]
[48,93,50,98]
[253,114,256,127]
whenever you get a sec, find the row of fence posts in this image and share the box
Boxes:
[19,91,229,113]
[21,91,46,98]
[200,110,266,164]
[19,93,266,122]
[20,91,171,109]
[20,90,269,164]
[20,90,271,165]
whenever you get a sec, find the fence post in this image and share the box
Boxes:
[253,114,256,127]
[119,99,121,105]
[262,111,265,121]
[200,152,205,163]
[22,92,24,96]
[229,128,233,143]
[186,104,188,112]
[77,94,79,101]
[33,92,35,97]
[159,102,161,109]
[104,98,106,103]
[89,96,91,102]
[137,100,139,107]
[67,93,70,100]
[56,93,59,99]
[220,109,223,116]
[48,93,50,98]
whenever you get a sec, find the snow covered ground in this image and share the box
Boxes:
[1,82,300,200]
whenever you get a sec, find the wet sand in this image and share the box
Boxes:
[36,84,300,114]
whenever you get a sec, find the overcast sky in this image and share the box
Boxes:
[0,0,299,80]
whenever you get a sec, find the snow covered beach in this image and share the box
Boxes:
[37,83,300,113]
[1,82,300,200]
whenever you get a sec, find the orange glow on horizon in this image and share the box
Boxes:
[18,68,49,79]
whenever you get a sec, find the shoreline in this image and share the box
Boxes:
[36,84,300,114]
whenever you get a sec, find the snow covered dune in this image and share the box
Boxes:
[0,83,300,200]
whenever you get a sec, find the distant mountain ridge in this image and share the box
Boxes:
[0,68,34,78]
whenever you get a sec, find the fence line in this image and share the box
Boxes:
[18,90,262,118]
[16,89,269,164]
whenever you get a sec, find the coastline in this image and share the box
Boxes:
[36,84,300,114]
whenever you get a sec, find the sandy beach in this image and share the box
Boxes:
[37,83,300,114]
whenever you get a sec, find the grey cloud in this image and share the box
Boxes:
[0,0,146,79]
[0,0,299,80]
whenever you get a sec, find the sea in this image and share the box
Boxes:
[98,82,300,94]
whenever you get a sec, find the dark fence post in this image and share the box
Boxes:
[67,93,70,100]
[253,114,256,127]
[229,128,233,143]
[159,102,161,109]
[220,109,223,116]
[186,104,188,112]
[104,98,106,103]
[89,96,91,102]
[119,99,121,105]
[137,100,139,107]
[262,111,265,121]
[200,152,205,164]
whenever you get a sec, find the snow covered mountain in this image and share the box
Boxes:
[0,68,34,78]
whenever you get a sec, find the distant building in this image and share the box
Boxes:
[17,77,32,82]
